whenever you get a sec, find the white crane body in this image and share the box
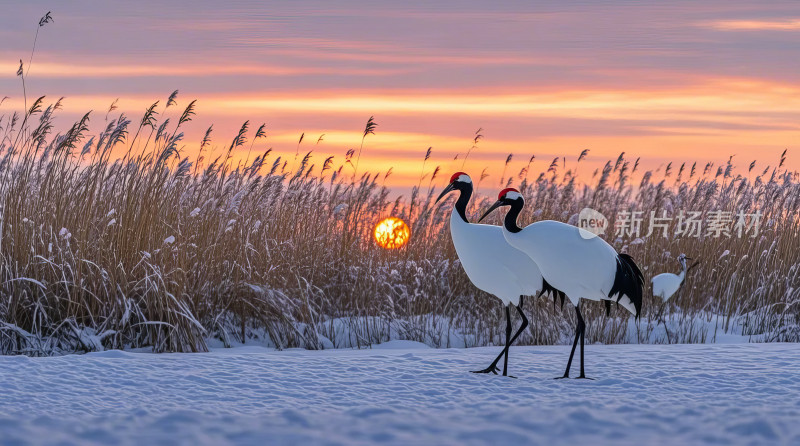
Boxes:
[652,254,693,301]
[450,209,545,306]
[652,271,684,301]
[502,220,637,314]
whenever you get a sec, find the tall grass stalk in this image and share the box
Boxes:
[0,97,798,355]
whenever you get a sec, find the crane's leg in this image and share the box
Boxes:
[472,305,512,374]
[556,302,584,379]
[575,305,593,379]
[502,305,511,376]
[501,297,529,377]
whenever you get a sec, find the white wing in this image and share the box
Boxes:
[504,220,637,313]
[652,273,682,301]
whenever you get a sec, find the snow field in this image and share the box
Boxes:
[1,342,799,445]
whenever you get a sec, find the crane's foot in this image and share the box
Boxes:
[471,365,500,375]
[575,375,595,380]
[554,374,570,380]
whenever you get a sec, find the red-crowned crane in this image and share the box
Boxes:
[651,253,698,344]
[480,188,644,379]
[437,173,564,377]
[652,254,698,301]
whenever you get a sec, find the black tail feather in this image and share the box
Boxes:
[608,253,644,317]
[540,278,567,312]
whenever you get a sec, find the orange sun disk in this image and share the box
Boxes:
[374,217,410,249]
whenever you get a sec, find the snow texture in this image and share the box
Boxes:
[1,342,799,445]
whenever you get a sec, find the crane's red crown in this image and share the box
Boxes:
[450,172,468,183]
[498,187,519,200]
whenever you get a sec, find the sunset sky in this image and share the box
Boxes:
[2,1,799,193]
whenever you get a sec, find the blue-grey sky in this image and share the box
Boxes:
[2,1,799,186]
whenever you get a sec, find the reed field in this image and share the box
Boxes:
[0,89,798,356]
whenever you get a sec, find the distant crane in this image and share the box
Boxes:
[651,253,699,344]
[437,173,564,377]
[652,254,698,301]
[480,188,644,379]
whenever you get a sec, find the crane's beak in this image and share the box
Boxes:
[479,200,505,222]
[685,256,693,260]
[435,183,455,203]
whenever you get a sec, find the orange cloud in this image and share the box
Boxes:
[2,76,797,191]
[201,78,800,124]
[702,19,800,31]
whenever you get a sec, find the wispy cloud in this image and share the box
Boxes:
[204,78,800,121]
[233,37,570,67]
[701,19,800,31]
[0,61,410,79]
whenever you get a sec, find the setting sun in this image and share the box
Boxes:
[374,217,410,249]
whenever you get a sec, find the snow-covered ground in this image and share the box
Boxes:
[1,342,799,445]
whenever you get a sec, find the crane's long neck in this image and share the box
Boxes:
[454,183,472,223]
[503,200,523,233]
[678,262,687,281]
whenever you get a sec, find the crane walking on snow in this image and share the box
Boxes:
[651,253,699,343]
[480,188,644,379]
[652,254,699,301]
[437,173,565,377]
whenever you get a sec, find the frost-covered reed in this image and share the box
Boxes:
[0,93,798,355]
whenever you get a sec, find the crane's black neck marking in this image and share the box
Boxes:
[454,182,472,223]
[503,199,523,233]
